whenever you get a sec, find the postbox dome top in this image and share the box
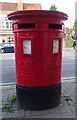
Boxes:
[8,10,68,21]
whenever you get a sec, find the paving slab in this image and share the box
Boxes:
[1,81,76,119]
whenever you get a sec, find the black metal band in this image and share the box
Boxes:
[16,82,61,110]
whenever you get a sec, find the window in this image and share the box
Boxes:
[0,22,1,28]
[1,37,6,43]
[23,40,31,54]
[0,15,12,29]
[53,40,59,53]
[6,22,9,28]
[7,37,14,42]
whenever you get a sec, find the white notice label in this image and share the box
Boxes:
[23,40,31,54]
[53,40,59,53]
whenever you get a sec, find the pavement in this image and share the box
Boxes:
[63,47,76,51]
[0,80,77,119]
[0,47,77,119]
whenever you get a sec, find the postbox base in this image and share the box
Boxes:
[16,82,61,110]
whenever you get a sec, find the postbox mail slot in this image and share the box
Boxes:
[18,23,35,29]
[49,24,62,29]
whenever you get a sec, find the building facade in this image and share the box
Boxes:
[0,0,42,43]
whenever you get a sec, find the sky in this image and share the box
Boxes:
[0,0,76,28]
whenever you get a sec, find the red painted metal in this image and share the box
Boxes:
[8,10,68,86]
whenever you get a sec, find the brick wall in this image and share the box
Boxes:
[0,2,42,11]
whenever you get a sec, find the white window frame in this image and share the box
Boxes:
[0,15,12,30]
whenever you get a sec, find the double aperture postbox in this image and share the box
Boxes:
[8,10,68,110]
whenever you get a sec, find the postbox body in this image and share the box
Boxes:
[8,10,68,110]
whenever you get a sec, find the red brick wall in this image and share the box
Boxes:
[0,2,42,11]
[0,2,18,11]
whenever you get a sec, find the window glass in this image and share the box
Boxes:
[23,40,31,54]
[0,22,1,28]
[6,22,9,28]
[2,22,5,28]
[53,40,59,53]
[10,22,12,28]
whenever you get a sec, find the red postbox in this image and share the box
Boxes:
[8,10,68,110]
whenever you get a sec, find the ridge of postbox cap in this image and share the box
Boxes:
[7,10,68,21]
